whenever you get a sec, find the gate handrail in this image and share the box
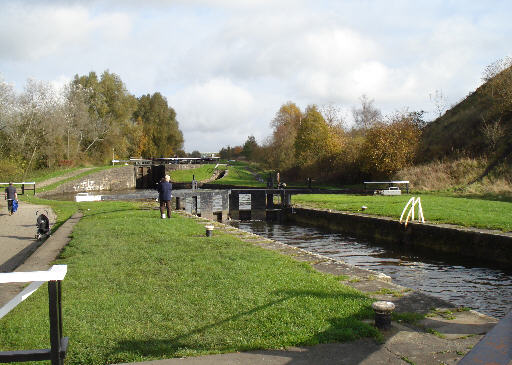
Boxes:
[0,265,67,320]
[0,265,68,365]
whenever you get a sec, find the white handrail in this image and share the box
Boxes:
[0,265,67,283]
[0,265,67,320]
[400,197,425,227]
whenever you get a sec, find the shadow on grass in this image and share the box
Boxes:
[109,289,375,360]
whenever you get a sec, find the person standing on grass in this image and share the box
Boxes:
[4,182,18,216]
[157,174,172,219]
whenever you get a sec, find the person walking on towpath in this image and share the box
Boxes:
[4,182,18,216]
[157,174,172,219]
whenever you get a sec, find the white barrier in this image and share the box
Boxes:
[399,197,425,227]
[0,265,67,320]
[0,265,69,365]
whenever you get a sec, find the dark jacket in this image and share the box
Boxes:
[5,185,16,200]
[157,181,172,201]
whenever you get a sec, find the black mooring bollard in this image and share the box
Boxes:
[372,301,395,330]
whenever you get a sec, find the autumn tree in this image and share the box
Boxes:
[268,102,302,170]
[294,105,342,178]
[360,111,422,178]
[133,92,184,158]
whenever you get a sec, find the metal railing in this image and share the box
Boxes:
[0,265,68,365]
[0,182,36,195]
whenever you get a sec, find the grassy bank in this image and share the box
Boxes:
[292,194,512,232]
[0,201,378,364]
[211,162,266,187]
[170,164,223,183]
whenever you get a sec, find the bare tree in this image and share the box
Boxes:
[320,103,346,130]
[62,83,91,159]
[0,77,16,133]
[352,94,382,131]
[481,115,505,153]
[429,89,448,118]
[482,56,512,83]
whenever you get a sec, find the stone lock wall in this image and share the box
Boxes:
[284,207,512,267]
[40,166,135,196]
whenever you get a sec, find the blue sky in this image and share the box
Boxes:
[1,0,511,152]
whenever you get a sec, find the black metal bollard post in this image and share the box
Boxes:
[372,301,395,330]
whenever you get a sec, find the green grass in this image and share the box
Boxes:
[211,162,266,187]
[0,202,379,364]
[292,194,512,232]
[170,165,223,183]
[25,166,84,183]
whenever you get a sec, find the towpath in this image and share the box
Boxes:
[0,167,92,273]
[36,167,94,188]
[0,201,56,273]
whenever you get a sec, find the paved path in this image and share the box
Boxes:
[0,200,56,272]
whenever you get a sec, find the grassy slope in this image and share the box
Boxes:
[169,165,222,183]
[36,165,118,193]
[210,162,266,187]
[0,202,378,364]
[292,193,512,232]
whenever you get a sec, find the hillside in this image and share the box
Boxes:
[418,66,512,164]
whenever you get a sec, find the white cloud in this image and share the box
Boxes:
[171,78,262,151]
[0,3,132,61]
[1,0,511,151]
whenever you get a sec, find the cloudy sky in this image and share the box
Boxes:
[1,0,511,152]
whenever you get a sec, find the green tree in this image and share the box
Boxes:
[72,70,138,162]
[242,135,258,160]
[133,92,184,157]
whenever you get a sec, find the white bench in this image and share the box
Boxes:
[364,181,409,194]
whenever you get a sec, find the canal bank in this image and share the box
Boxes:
[284,206,512,268]
[181,212,500,365]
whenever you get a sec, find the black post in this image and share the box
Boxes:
[48,281,63,365]
[22,184,25,195]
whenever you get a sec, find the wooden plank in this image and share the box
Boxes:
[0,348,51,362]
[0,265,67,284]
[0,281,44,320]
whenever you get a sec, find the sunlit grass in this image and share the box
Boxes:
[0,201,379,364]
[170,165,222,182]
[211,162,266,187]
[292,193,512,232]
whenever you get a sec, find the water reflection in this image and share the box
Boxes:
[230,220,512,319]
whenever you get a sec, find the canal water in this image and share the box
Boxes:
[229,219,512,319]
